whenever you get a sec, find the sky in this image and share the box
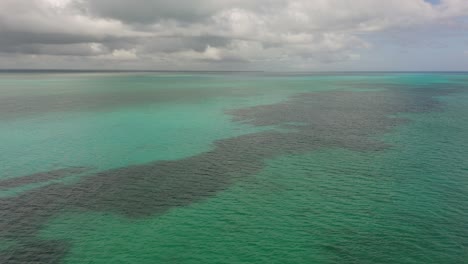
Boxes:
[0,0,467,71]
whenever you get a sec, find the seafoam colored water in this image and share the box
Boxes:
[0,72,467,263]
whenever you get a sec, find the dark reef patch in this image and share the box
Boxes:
[0,84,462,263]
[0,167,90,190]
[0,85,250,120]
[0,240,69,264]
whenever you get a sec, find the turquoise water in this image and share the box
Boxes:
[0,72,467,263]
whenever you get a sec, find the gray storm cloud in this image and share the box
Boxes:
[0,0,467,70]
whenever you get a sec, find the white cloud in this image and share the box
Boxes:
[1,0,468,69]
[0,0,150,39]
[100,49,138,60]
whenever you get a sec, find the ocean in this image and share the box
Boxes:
[0,72,467,263]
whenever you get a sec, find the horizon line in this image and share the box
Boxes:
[1,69,468,73]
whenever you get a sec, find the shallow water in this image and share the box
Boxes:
[0,72,467,263]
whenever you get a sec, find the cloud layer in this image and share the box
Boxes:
[1,0,467,70]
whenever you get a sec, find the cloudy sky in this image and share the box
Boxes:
[1,0,468,71]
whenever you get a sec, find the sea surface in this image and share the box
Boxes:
[0,72,467,263]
